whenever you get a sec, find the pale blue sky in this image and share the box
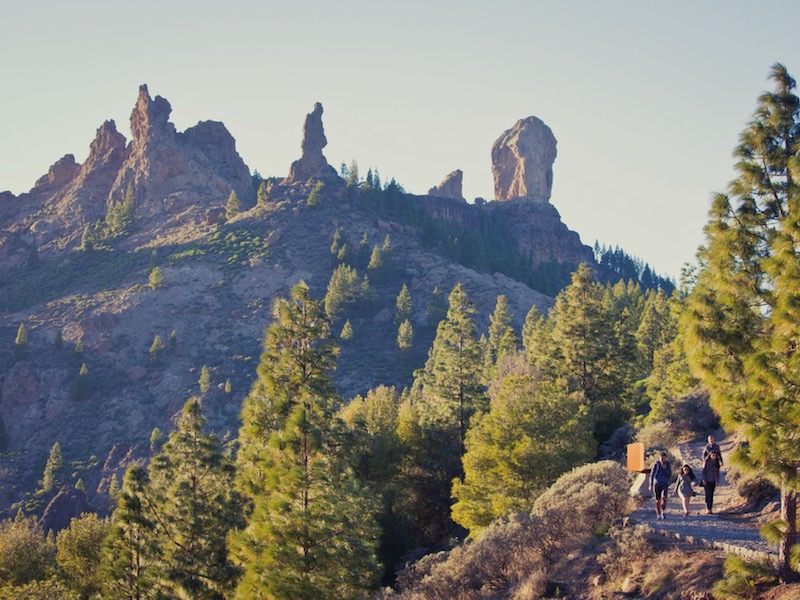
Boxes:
[2,1,799,279]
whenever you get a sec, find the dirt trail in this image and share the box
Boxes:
[630,432,778,563]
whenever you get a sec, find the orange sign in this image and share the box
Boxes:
[626,442,645,472]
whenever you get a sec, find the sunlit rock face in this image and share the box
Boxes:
[284,102,339,183]
[428,169,464,200]
[491,115,556,203]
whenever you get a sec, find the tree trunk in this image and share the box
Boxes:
[779,485,798,583]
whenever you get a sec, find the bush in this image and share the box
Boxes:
[389,461,631,598]
[636,420,676,451]
[712,555,776,599]
[532,460,631,535]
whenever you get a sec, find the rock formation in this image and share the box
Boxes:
[428,169,464,200]
[41,486,93,533]
[0,85,254,254]
[284,102,339,183]
[491,116,557,202]
[32,154,81,194]
[109,84,253,225]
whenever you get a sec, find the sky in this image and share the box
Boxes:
[1,1,799,281]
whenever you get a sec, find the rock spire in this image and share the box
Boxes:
[285,102,338,183]
[491,116,557,202]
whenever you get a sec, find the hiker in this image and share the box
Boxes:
[700,451,721,514]
[649,451,672,520]
[674,464,696,517]
[702,434,723,467]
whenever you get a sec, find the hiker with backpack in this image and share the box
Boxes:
[649,451,672,520]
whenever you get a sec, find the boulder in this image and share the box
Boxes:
[284,102,339,183]
[40,486,93,533]
[491,115,557,202]
[428,169,464,200]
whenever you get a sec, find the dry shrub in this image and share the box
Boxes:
[389,462,631,599]
[597,525,654,582]
[636,420,676,451]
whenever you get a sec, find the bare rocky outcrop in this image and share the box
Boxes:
[32,154,81,194]
[109,84,253,226]
[428,169,464,200]
[40,486,93,533]
[284,102,339,183]
[492,116,557,202]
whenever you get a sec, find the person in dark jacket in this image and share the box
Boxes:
[701,451,721,514]
[649,451,672,520]
[702,434,723,467]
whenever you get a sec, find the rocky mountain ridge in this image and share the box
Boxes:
[0,85,595,517]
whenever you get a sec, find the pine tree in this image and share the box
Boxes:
[13,322,28,361]
[225,378,232,394]
[307,181,324,206]
[485,295,518,379]
[341,319,354,340]
[71,363,92,400]
[225,190,241,219]
[107,474,120,509]
[0,511,57,587]
[452,374,594,534]
[407,284,485,541]
[54,328,63,350]
[198,365,211,395]
[682,64,800,581]
[149,428,163,452]
[257,180,270,206]
[367,245,383,271]
[42,442,64,493]
[100,467,161,599]
[169,329,177,352]
[324,263,369,321]
[148,266,164,290]
[75,337,84,359]
[149,335,164,363]
[231,282,381,599]
[417,283,486,452]
[397,319,413,351]
[145,397,242,598]
[80,224,94,252]
[346,160,359,188]
[395,284,412,325]
[541,264,631,442]
[56,512,110,598]
[426,286,447,328]
[106,183,136,235]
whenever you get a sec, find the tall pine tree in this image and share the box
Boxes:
[231,282,380,599]
[146,397,241,598]
[683,63,800,580]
